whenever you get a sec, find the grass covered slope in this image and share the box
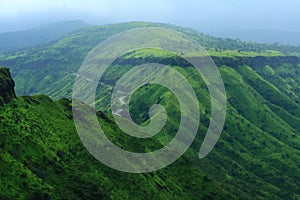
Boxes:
[0,68,233,199]
[93,50,300,199]
[1,53,299,200]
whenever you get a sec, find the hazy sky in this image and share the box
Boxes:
[1,0,300,33]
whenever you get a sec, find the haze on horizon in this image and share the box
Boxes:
[0,0,300,44]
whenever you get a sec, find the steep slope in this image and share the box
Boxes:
[93,49,300,199]
[3,52,299,199]
[0,68,233,199]
[0,68,16,104]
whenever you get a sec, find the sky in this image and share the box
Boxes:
[0,0,300,33]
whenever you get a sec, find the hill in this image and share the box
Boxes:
[0,67,233,199]
[94,48,300,199]
[0,20,89,53]
[0,22,300,199]
[210,29,300,46]
[1,21,300,99]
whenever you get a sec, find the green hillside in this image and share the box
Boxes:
[94,49,300,199]
[0,68,233,199]
[0,22,300,199]
[1,22,300,99]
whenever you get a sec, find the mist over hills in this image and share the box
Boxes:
[0,22,300,199]
[210,29,300,46]
[0,20,89,53]
[1,21,300,56]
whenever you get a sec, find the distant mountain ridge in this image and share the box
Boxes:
[0,20,89,53]
[1,21,300,99]
[210,29,300,46]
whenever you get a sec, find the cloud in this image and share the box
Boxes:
[0,0,299,32]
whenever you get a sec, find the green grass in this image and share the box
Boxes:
[0,87,233,200]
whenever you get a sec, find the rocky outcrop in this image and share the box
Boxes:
[0,67,16,104]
